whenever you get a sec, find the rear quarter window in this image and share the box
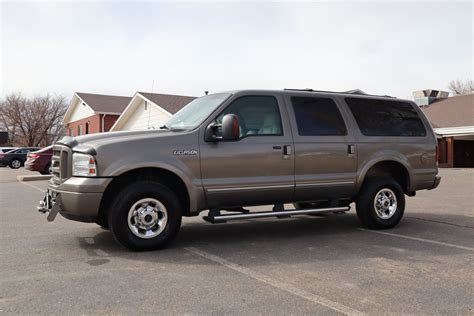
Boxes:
[345,98,426,137]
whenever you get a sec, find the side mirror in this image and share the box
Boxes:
[221,114,240,141]
[204,114,240,142]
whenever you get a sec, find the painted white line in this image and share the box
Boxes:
[185,247,364,316]
[358,229,474,252]
[18,180,45,193]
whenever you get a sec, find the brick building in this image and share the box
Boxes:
[419,93,474,168]
[62,93,132,136]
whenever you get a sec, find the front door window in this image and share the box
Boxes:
[216,96,283,138]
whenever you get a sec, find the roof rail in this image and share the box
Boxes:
[283,88,396,98]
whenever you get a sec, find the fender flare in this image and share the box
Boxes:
[107,161,202,214]
[356,155,412,192]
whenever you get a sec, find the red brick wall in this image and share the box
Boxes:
[66,114,120,136]
[104,115,119,132]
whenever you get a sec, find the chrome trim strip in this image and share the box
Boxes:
[207,184,293,192]
[296,181,355,187]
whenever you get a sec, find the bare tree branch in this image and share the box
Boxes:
[0,93,67,146]
[448,79,473,95]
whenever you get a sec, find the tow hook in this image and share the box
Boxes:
[37,200,48,214]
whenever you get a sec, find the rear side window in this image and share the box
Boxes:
[346,98,426,137]
[291,97,347,136]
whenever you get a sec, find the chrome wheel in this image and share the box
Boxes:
[11,160,21,169]
[373,188,397,219]
[127,198,168,239]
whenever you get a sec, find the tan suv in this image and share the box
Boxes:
[38,89,441,251]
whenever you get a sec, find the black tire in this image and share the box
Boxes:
[356,177,405,229]
[40,163,52,175]
[9,159,21,169]
[96,220,109,230]
[108,181,182,251]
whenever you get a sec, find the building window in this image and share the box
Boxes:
[145,101,148,110]
[69,127,74,136]
[78,125,83,136]
[85,122,89,134]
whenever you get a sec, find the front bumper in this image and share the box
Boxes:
[38,177,112,223]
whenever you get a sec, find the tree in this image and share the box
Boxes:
[0,93,67,147]
[447,79,473,95]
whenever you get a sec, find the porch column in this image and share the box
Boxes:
[446,137,454,168]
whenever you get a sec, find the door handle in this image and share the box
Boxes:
[348,144,356,157]
[283,145,292,158]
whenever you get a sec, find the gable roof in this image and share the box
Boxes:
[76,92,132,114]
[109,92,197,131]
[421,94,474,128]
[137,92,196,114]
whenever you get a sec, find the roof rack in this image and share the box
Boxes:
[283,88,396,98]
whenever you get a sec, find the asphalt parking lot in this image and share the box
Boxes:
[1,167,473,315]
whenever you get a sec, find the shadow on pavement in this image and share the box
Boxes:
[76,212,474,266]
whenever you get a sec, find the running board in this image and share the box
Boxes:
[203,206,350,224]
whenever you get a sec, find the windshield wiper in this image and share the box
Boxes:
[159,125,169,130]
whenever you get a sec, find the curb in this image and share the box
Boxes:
[17,175,52,182]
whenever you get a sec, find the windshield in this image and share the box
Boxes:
[164,93,231,130]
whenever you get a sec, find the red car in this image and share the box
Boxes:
[25,146,53,174]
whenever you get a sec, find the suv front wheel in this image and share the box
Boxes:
[108,181,182,251]
[356,177,405,229]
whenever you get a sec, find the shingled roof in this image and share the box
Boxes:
[76,92,132,114]
[421,94,474,128]
[138,92,196,114]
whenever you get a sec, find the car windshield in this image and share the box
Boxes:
[164,93,231,131]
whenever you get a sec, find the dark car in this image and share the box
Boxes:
[0,147,17,153]
[25,146,53,174]
[0,147,40,169]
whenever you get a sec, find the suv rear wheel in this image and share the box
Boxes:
[108,181,182,251]
[356,177,405,229]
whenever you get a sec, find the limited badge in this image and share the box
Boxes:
[173,150,198,156]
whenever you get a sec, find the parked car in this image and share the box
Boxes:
[0,147,17,153]
[0,147,40,169]
[38,89,441,251]
[25,146,53,175]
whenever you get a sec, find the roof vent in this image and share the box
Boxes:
[413,89,449,106]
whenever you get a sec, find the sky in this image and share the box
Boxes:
[1,1,472,100]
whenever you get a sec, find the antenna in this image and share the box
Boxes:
[147,80,154,129]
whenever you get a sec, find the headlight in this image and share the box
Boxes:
[72,153,97,177]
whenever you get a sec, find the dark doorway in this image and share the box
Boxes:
[85,122,89,134]
[454,140,474,167]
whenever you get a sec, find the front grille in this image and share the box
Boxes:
[51,144,72,184]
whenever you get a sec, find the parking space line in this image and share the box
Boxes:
[358,229,474,251]
[185,247,364,316]
[18,180,45,193]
